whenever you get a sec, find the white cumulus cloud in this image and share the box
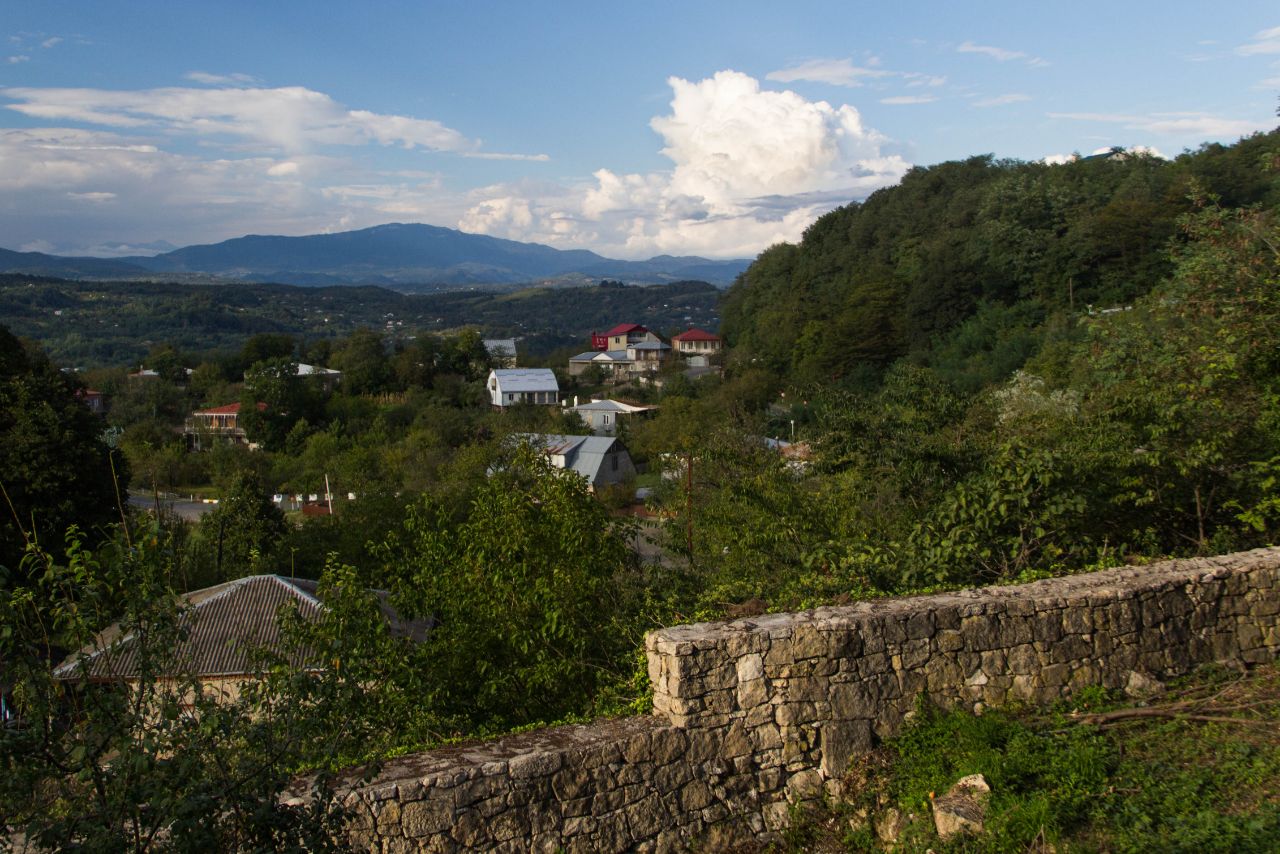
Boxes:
[461,70,910,258]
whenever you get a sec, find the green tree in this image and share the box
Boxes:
[380,442,642,728]
[0,326,128,580]
[192,470,288,585]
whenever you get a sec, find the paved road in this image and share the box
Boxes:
[127,491,216,522]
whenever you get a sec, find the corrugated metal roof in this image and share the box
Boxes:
[295,363,340,376]
[629,341,670,351]
[490,368,559,392]
[569,350,630,362]
[483,338,516,356]
[516,433,628,483]
[55,575,431,680]
[567,399,652,414]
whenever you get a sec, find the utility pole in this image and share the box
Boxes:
[685,450,694,559]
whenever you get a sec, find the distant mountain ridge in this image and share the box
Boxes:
[0,223,751,287]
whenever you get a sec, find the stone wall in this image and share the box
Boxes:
[342,548,1280,852]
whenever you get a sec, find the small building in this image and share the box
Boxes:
[76,388,106,415]
[517,433,637,490]
[488,368,560,408]
[568,349,632,379]
[671,329,722,365]
[184,401,266,450]
[483,338,518,368]
[563,398,657,436]
[53,575,431,701]
[626,340,671,372]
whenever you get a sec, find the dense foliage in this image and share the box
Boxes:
[0,325,127,579]
[721,132,1279,389]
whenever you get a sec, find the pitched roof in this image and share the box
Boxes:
[603,323,647,337]
[295,363,340,376]
[194,401,267,415]
[489,368,559,392]
[54,575,432,680]
[672,328,721,342]
[569,350,631,362]
[566,399,654,414]
[483,338,517,356]
[516,433,629,483]
[628,341,670,351]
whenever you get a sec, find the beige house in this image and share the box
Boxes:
[184,401,266,450]
[671,328,722,357]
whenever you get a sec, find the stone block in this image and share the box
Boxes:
[820,720,873,778]
[401,799,453,838]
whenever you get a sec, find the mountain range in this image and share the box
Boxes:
[0,223,751,289]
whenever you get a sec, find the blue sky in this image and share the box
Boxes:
[2,1,1276,259]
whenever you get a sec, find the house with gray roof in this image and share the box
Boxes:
[488,368,560,407]
[483,338,518,368]
[563,398,657,436]
[517,433,636,489]
[54,575,431,698]
[568,349,632,378]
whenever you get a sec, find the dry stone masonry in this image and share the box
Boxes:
[343,547,1280,851]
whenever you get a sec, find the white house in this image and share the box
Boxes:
[568,349,632,378]
[517,433,636,489]
[488,368,560,407]
[563,398,656,435]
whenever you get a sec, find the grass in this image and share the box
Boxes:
[769,659,1280,853]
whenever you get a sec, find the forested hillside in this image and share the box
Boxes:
[721,132,1279,390]
[0,276,719,366]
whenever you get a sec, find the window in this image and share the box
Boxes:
[611,453,618,471]
[603,414,611,424]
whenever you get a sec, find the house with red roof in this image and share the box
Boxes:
[184,401,267,450]
[671,328,722,357]
[593,323,662,352]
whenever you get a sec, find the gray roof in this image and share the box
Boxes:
[516,433,628,483]
[295,362,340,376]
[570,350,630,363]
[483,338,516,356]
[567,399,653,414]
[55,575,431,680]
[629,341,670,351]
[490,368,559,392]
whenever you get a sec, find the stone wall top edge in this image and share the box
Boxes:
[352,715,664,789]
[647,547,1280,646]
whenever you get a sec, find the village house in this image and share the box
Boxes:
[517,433,637,490]
[53,575,432,703]
[563,397,657,436]
[184,401,266,450]
[626,339,671,372]
[568,349,633,379]
[483,338,518,368]
[671,328,723,366]
[592,323,663,352]
[488,368,560,407]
